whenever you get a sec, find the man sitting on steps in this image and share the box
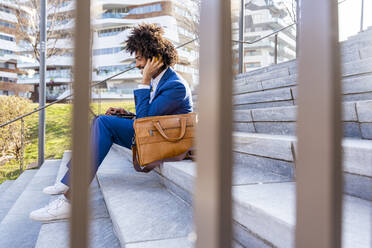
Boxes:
[30,23,193,222]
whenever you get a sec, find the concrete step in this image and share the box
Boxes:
[156,163,370,248]
[0,160,60,248]
[345,29,372,44]
[342,57,372,77]
[234,57,372,104]
[235,71,372,97]
[96,144,195,247]
[234,99,372,139]
[341,43,372,63]
[0,169,38,223]
[108,145,248,248]
[35,150,121,248]
[233,182,371,248]
[0,180,14,196]
[233,132,372,200]
[234,60,295,86]
[233,87,296,110]
[234,42,372,92]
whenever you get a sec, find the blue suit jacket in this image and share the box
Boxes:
[134,67,193,118]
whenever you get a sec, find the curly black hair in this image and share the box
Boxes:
[125,23,178,67]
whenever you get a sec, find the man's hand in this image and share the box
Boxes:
[105,107,130,116]
[142,57,164,85]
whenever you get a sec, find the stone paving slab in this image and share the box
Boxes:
[234,122,256,133]
[126,237,194,248]
[96,147,194,246]
[361,123,372,139]
[360,45,372,60]
[233,132,295,162]
[0,160,60,248]
[234,132,372,176]
[156,157,370,248]
[36,218,120,248]
[251,105,296,122]
[356,100,372,122]
[233,87,293,105]
[234,100,295,110]
[0,169,38,222]
[344,172,372,201]
[233,182,371,248]
[234,81,263,94]
[36,150,120,248]
[342,57,372,77]
[154,160,290,248]
[343,74,372,94]
[234,152,294,178]
[0,180,13,195]
[343,139,372,177]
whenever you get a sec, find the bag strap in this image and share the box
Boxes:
[153,118,187,142]
[131,144,193,173]
[132,145,161,173]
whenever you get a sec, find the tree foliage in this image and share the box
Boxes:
[14,0,74,62]
[0,96,33,164]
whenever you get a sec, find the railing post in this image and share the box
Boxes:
[274,33,278,64]
[360,0,364,32]
[296,0,342,247]
[70,0,92,246]
[38,0,47,167]
[20,118,24,174]
[194,0,233,247]
[238,0,244,73]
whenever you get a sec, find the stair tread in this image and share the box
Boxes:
[36,151,120,248]
[0,160,60,248]
[96,145,194,247]
[0,180,14,195]
[0,169,38,222]
[158,160,291,189]
[157,158,370,248]
[234,182,371,248]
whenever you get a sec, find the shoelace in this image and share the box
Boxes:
[48,197,66,210]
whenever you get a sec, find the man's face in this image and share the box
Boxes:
[135,52,147,74]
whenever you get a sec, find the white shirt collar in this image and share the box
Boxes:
[149,67,168,103]
[151,67,167,89]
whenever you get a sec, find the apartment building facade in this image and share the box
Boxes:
[0,1,33,97]
[232,0,296,74]
[17,0,199,101]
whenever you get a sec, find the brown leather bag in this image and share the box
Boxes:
[131,112,196,172]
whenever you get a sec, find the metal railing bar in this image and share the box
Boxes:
[232,22,296,45]
[0,38,199,129]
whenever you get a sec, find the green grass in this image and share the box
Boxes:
[0,101,134,184]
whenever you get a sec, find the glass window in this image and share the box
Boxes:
[0,34,14,42]
[97,26,130,37]
[0,21,16,29]
[93,47,123,56]
[0,49,14,55]
[0,62,16,69]
[0,6,14,14]
[128,4,162,15]
[0,76,16,83]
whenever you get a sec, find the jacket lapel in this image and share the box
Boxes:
[153,67,174,98]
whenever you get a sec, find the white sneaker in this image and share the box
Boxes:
[30,195,70,222]
[43,182,69,195]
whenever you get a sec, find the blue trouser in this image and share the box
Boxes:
[61,115,135,186]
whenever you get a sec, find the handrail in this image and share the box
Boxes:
[1,25,293,128]
[0,38,198,128]
[232,22,296,45]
